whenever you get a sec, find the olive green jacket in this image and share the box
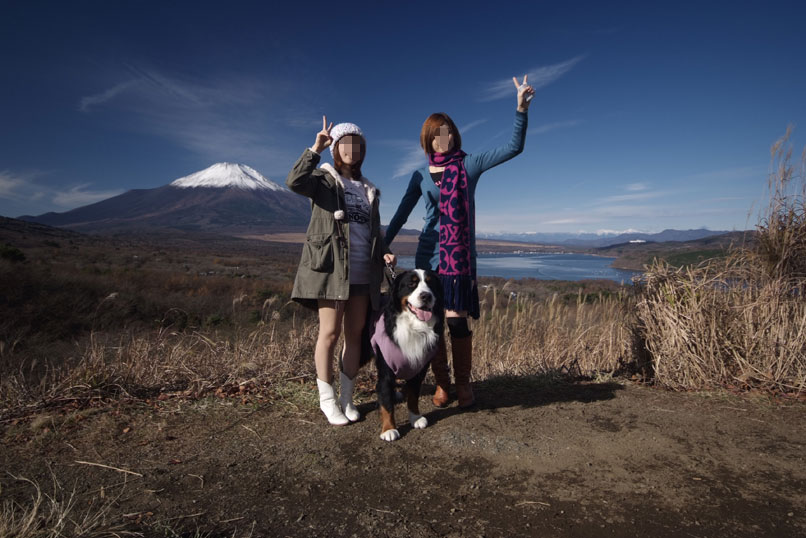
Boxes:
[286,148,391,311]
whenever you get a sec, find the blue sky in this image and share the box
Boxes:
[2,1,805,234]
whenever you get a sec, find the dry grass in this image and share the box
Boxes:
[0,474,136,537]
[472,284,636,380]
[1,301,319,416]
[2,282,638,417]
[636,258,806,392]
[0,472,258,537]
[636,128,806,393]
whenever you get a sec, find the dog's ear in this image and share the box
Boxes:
[388,271,407,314]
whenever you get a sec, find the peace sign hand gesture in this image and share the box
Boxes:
[512,75,535,112]
[312,115,334,154]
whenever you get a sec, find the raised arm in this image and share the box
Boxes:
[471,111,528,173]
[469,75,535,174]
[285,115,334,198]
[286,149,324,198]
[384,170,424,246]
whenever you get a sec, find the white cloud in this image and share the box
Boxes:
[76,66,306,176]
[597,191,669,204]
[52,184,125,208]
[528,119,583,136]
[0,171,26,197]
[0,169,124,214]
[625,182,648,191]
[479,55,586,102]
[594,228,643,235]
[460,118,488,133]
[392,143,427,179]
[79,80,140,112]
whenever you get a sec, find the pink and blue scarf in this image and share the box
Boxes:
[430,149,473,310]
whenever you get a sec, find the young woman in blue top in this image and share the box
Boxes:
[385,76,534,408]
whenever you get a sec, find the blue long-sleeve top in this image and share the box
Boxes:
[385,110,528,271]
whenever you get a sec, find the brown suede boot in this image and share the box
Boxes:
[451,333,475,408]
[430,336,451,407]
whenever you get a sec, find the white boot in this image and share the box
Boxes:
[317,378,349,426]
[339,372,360,422]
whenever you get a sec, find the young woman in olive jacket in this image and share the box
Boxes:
[287,116,396,425]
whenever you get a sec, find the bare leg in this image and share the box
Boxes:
[315,300,348,425]
[315,300,344,383]
[341,294,370,378]
[339,294,369,422]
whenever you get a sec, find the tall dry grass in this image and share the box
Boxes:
[636,128,806,393]
[2,283,637,417]
[1,300,319,414]
[472,285,636,380]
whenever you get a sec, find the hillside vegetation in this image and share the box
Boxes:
[595,230,752,271]
[2,132,805,421]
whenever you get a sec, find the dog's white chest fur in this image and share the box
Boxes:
[392,270,439,370]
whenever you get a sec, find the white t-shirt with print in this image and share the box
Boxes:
[342,178,372,285]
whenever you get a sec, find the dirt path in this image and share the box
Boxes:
[2,379,804,537]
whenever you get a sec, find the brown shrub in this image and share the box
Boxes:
[636,128,806,394]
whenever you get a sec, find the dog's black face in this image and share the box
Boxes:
[389,269,444,323]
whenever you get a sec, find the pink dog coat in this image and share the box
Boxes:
[370,312,438,380]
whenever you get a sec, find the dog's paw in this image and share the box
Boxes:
[380,428,400,442]
[409,413,428,429]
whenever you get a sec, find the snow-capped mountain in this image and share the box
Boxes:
[171,163,284,191]
[20,163,311,233]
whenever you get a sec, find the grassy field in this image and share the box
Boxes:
[3,142,805,416]
[2,131,806,536]
[1,219,804,536]
[0,218,640,417]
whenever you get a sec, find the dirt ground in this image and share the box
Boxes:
[2,378,804,538]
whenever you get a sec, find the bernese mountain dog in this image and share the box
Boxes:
[361,269,444,442]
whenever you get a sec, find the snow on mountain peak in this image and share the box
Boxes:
[170,163,284,191]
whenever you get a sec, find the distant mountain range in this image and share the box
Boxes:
[476,229,735,248]
[19,163,311,233]
[16,163,739,246]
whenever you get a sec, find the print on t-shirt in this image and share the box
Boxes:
[344,181,370,225]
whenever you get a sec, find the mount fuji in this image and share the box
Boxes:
[170,163,286,191]
[19,163,311,233]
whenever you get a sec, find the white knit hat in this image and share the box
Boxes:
[329,123,364,156]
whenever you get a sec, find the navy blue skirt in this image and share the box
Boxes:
[439,273,480,320]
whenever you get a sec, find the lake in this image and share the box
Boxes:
[395,253,640,283]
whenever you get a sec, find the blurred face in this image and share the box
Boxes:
[431,124,453,153]
[337,135,363,165]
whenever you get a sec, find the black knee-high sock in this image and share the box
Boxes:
[447,317,471,338]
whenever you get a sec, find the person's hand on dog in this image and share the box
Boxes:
[384,253,397,267]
